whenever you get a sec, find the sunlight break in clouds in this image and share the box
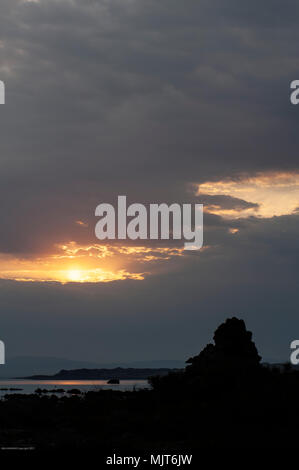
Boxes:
[0,243,183,283]
[197,172,299,219]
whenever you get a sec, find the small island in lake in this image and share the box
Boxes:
[107,378,119,384]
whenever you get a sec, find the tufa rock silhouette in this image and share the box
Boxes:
[186,317,261,376]
[149,317,262,392]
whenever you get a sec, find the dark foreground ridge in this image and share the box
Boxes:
[1,317,299,452]
[23,367,175,380]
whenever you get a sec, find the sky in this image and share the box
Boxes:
[0,0,299,364]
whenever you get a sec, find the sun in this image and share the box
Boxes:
[67,269,83,282]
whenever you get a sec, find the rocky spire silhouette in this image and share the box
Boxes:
[186,317,261,375]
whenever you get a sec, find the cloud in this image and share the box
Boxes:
[0,1,298,362]
[1,212,299,362]
[197,171,299,218]
[0,242,183,282]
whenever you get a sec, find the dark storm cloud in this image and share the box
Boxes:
[0,0,298,253]
[198,195,259,212]
[0,0,298,362]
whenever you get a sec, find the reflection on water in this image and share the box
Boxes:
[0,379,149,395]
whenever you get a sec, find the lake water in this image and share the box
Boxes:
[0,379,150,396]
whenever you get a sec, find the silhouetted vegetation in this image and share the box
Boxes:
[0,317,299,452]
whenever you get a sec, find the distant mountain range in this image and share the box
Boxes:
[24,362,299,381]
[0,356,185,378]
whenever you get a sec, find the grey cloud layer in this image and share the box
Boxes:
[0,0,298,361]
[1,212,298,363]
[0,0,298,254]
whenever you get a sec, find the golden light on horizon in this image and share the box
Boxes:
[67,269,83,282]
[0,243,183,284]
[197,171,299,219]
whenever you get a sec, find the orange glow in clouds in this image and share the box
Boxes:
[0,243,183,283]
[197,171,299,219]
[3,170,294,283]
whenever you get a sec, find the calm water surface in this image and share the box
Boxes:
[0,379,149,395]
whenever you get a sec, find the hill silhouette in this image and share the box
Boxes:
[24,367,174,380]
[0,357,184,378]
